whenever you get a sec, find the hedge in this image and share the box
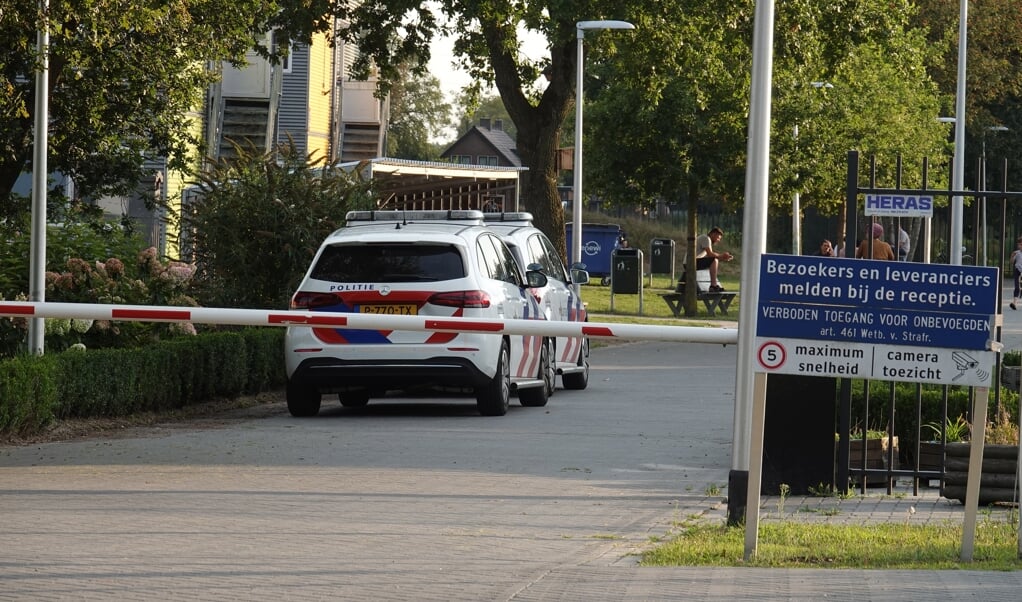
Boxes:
[846,379,1019,458]
[0,328,285,436]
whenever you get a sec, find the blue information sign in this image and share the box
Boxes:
[756,255,998,351]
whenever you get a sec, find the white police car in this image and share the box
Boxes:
[285,210,553,417]
[483,212,590,390]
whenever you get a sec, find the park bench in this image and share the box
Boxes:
[659,269,738,317]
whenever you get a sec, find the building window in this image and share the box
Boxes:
[478,155,498,166]
[450,155,472,164]
[273,31,293,74]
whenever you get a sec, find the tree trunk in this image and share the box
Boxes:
[516,120,565,260]
[684,180,700,316]
[484,25,574,262]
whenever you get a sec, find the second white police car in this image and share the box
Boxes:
[483,212,591,390]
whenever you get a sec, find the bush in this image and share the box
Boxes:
[184,143,377,309]
[0,328,285,435]
[0,354,60,435]
[0,209,150,300]
[847,379,1019,459]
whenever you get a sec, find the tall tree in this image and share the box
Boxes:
[277,1,644,257]
[0,0,291,215]
[911,0,1022,192]
[584,3,753,314]
[386,65,451,160]
[584,0,947,312]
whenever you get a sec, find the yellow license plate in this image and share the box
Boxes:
[359,304,417,315]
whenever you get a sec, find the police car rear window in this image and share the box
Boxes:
[311,244,466,282]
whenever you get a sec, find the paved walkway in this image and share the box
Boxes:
[558,280,1022,599]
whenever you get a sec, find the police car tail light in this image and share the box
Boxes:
[291,292,338,310]
[429,290,491,308]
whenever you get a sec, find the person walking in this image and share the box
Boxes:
[1010,237,1022,310]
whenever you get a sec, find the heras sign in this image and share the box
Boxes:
[864,194,933,218]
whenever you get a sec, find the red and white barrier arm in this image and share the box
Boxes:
[0,301,738,345]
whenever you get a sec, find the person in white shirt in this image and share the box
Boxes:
[1011,237,1022,310]
[687,227,732,291]
[898,227,911,261]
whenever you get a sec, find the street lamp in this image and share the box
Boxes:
[792,81,833,255]
[28,0,50,355]
[950,0,969,267]
[571,19,635,270]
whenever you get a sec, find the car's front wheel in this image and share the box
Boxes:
[519,338,553,407]
[286,380,322,417]
[476,340,510,416]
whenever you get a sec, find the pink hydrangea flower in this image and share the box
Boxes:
[104,257,125,277]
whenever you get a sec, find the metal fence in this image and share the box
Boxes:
[839,151,1022,497]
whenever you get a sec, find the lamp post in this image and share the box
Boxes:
[571,20,634,270]
[950,0,969,267]
[28,0,50,355]
[791,81,832,255]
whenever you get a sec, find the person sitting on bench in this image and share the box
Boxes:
[689,227,733,292]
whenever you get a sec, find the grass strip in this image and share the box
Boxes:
[644,519,1022,570]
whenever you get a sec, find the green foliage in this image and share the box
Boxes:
[0,354,59,435]
[0,328,285,435]
[1003,350,1021,366]
[0,0,298,206]
[0,215,149,300]
[585,0,947,222]
[586,2,752,208]
[985,406,1020,445]
[849,380,1020,454]
[807,483,855,499]
[185,144,376,309]
[923,415,970,443]
[1,247,201,358]
[454,94,516,141]
[387,64,452,159]
[911,1,1022,192]
[846,427,890,441]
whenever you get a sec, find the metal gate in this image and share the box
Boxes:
[838,150,1022,497]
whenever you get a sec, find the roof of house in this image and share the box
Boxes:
[471,125,521,167]
[442,119,521,167]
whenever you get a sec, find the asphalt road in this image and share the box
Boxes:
[0,338,738,600]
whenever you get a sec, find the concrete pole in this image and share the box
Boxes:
[728,0,775,527]
[27,0,50,355]
[950,0,968,266]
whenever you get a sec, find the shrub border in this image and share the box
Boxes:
[0,328,285,435]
